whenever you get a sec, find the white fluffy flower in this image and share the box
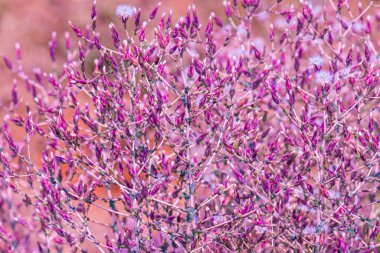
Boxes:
[236,24,247,38]
[353,22,364,33]
[315,71,333,84]
[308,55,324,67]
[328,191,341,199]
[116,4,134,18]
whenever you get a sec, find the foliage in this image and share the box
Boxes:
[1,0,380,252]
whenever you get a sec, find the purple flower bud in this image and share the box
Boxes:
[296,17,304,35]
[186,7,191,29]
[122,191,133,209]
[0,153,10,168]
[91,0,97,20]
[49,32,57,62]
[364,42,371,61]
[269,24,275,42]
[212,13,223,27]
[169,44,178,54]
[294,57,300,71]
[166,10,173,28]
[157,13,166,30]
[205,17,213,37]
[12,79,18,106]
[149,183,162,196]
[187,65,194,78]
[68,21,82,37]
[224,1,232,17]
[150,2,161,20]
[302,3,312,21]
[2,55,13,70]
[94,33,101,50]
[134,8,141,28]
[139,24,146,42]
[64,32,71,50]
[368,113,374,133]
[53,237,64,245]
[58,110,67,131]
[48,73,60,88]
[193,58,203,74]
[109,23,120,48]
[15,43,21,61]
[365,18,371,34]
[192,5,199,28]
[346,48,353,66]
[4,130,17,153]
[251,45,261,60]
[34,123,45,136]
[233,167,244,183]
[279,31,288,45]
[326,139,338,153]
[9,114,24,127]
[25,112,33,140]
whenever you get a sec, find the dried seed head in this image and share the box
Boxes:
[116,4,134,18]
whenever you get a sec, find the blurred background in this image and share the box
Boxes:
[0,0,373,105]
[0,0,227,105]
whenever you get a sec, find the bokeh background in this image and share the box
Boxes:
[0,0,225,105]
[0,0,372,103]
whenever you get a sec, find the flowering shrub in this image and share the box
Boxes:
[1,0,380,252]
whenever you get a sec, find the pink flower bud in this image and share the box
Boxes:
[15,43,21,61]
[150,2,161,20]
[169,44,178,54]
[49,32,57,62]
[364,42,371,61]
[212,13,223,27]
[139,24,146,42]
[64,32,71,50]
[109,23,120,48]
[12,79,18,106]
[91,0,97,20]
[135,8,141,28]
[269,24,275,42]
[224,1,232,17]
[368,113,374,133]
[346,48,353,66]
[2,55,13,70]
[68,21,82,37]
[192,5,199,28]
